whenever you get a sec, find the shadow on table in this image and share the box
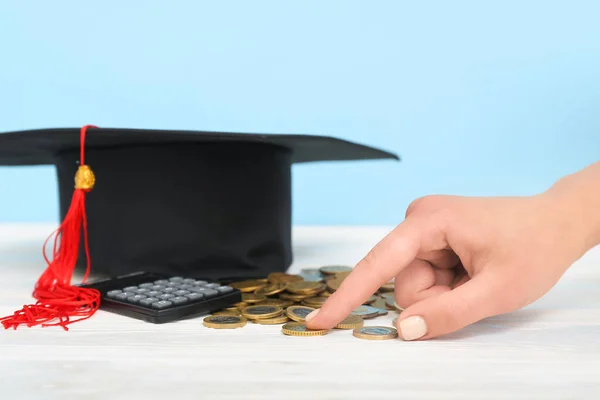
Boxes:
[436,308,554,341]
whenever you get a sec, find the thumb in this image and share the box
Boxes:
[396,271,505,340]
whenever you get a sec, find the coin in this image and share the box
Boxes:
[279,292,312,301]
[229,280,266,293]
[379,292,395,300]
[232,301,247,308]
[254,283,287,296]
[286,281,326,295]
[371,297,388,310]
[268,272,304,284]
[363,295,378,305]
[320,265,353,275]
[379,281,395,292]
[298,273,324,282]
[242,293,267,303]
[376,308,388,316]
[241,305,283,320]
[203,315,247,329]
[335,314,364,330]
[301,296,328,308]
[353,326,398,340]
[212,310,241,316]
[385,297,403,311]
[300,268,322,274]
[392,317,398,326]
[350,305,380,319]
[261,298,294,308]
[253,314,290,325]
[281,322,329,336]
[286,305,316,322]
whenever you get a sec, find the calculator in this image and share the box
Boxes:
[80,271,242,324]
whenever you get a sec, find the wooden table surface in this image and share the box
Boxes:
[1,223,599,399]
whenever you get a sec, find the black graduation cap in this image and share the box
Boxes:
[0,126,399,282]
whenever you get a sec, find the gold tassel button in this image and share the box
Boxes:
[74,165,96,191]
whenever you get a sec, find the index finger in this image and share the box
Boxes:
[305,217,424,330]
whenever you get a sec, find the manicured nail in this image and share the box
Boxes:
[305,309,319,322]
[398,316,427,341]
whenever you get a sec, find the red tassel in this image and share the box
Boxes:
[1,125,101,331]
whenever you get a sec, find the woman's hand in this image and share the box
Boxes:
[305,162,600,340]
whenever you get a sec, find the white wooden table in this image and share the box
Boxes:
[1,223,599,399]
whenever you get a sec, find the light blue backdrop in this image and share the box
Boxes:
[1,1,599,225]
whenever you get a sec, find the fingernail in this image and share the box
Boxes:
[398,316,427,341]
[305,309,319,322]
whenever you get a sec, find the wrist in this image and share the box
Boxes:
[542,162,600,254]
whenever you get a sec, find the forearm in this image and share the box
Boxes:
[544,161,600,253]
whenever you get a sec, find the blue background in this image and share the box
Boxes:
[1,1,599,225]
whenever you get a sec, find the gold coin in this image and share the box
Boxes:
[326,278,342,292]
[363,295,378,305]
[223,306,241,312]
[286,305,316,322]
[241,305,283,320]
[203,315,247,329]
[229,280,266,293]
[261,298,294,308]
[268,272,304,284]
[335,314,364,330]
[301,296,328,307]
[321,291,333,297]
[353,326,398,340]
[232,301,247,308]
[212,310,241,316]
[242,293,267,304]
[254,283,288,296]
[286,281,326,295]
[319,265,353,275]
[279,292,312,302]
[253,314,290,325]
[350,305,380,319]
[392,317,398,326]
[281,322,328,336]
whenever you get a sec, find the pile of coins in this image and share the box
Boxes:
[202,266,403,341]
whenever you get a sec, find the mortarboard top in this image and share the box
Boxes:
[0,126,399,282]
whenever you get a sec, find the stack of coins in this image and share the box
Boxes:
[203,265,405,341]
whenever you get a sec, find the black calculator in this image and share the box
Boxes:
[80,271,242,324]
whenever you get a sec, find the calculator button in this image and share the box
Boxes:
[190,288,218,298]
[135,288,150,294]
[169,277,184,282]
[139,283,154,288]
[114,292,129,301]
[158,293,175,300]
[106,290,122,298]
[123,286,138,292]
[167,282,181,287]
[178,284,193,290]
[185,293,204,301]
[146,291,161,297]
[203,283,219,289]
[174,290,190,296]
[126,294,147,303]
[139,297,159,307]
[162,287,176,293]
[182,278,196,284]
[170,296,189,305]
[193,280,208,286]
[216,286,234,294]
[154,280,169,285]
[152,300,172,309]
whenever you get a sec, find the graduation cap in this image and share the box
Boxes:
[0,125,398,329]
